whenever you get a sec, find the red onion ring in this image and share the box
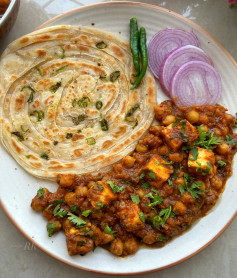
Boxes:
[159,45,213,96]
[170,61,222,107]
[148,28,200,79]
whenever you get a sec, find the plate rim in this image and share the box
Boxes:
[1,1,237,275]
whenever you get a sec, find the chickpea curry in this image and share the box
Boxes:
[31,100,237,257]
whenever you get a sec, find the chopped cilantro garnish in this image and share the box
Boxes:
[195,125,222,150]
[178,173,203,198]
[139,212,145,223]
[53,204,67,218]
[131,195,140,204]
[37,187,45,198]
[139,173,145,179]
[104,225,116,234]
[96,201,104,208]
[225,135,236,145]
[189,147,198,161]
[107,181,124,193]
[67,212,87,228]
[149,171,156,180]
[141,182,150,190]
[82,210,91,217]
[218,160,227,167]
[53,200,65,204]
[70,205,77,212]
[153,206,172,227]
[145,190,163,208]
[47,222,56,237]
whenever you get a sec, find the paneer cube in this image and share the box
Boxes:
[188,147,215,175]
[117,202,145,232]
[87,181,116,209]
[161,120,199,151]
[142,155,173,188]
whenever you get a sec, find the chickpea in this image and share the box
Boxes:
[58,174,74,187]
[75,186,88,197]
[149,125,162,135]
[64,192,77,206]
[211,176,223,190]
[31,200,44,211]
[88,181,96,188]
[136,144,148,153]
[216,142,230,155]
[110,238,123,256]
[199,114,209,125]
[221,127,229,136]
[136,188,146,198]
[187,110,199,123]
[202,125,209,132]
[101,233,114,245]
[122,155,136,168]
[62,218,73,230]
[159,145,169,156]
[169,152,183,162]
[163,115,176,126]
[124,237,139,255]
[175,177,185,185]
[224,114,235,125]
[173,202,187,215]
[181,191,195,204]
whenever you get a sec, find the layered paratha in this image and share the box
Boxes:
[0,25,156,180]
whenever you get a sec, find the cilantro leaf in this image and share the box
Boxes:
[187,181,203,199]
[81,210,91,217]
[139,212,145,223]
[37,187,45,198]
[70,205,77,212]
[96,201,104,208]
[225,135,236,146]
[142,182,150,190]
[53,204,67,218]
[178,184,186,196]
[107,181,124,193]
[67,212,87,228]
[218,160,227,167]
[153,206,172,227]
[149,171,156,180]
[145,190,163,208]
[47,222,56,237]
[189,147,198,161]
[104,225,116,234]
[196,125,222,150]
[139,173,145,179]
[131,195,140,204]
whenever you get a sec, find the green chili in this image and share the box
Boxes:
[21,86,36,103]
[131,27,148,89]
[96,41,107,49]
[50,82,61,93]
[78,97,90,108]
[110,71,120,82]
[86,137,96,145]
[11,131,24,141]
[41,153,49,160]
[100,119,109,131]
[66,133,73,139]
[30,110,45,121]
[125,104,140,120]
[130,17,140,77]
[95,101,103,110]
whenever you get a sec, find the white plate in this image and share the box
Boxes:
[1,1,237,275]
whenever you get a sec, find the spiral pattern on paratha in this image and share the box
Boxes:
[0,25,156,180]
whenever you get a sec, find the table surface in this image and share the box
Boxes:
[0,1,237,277]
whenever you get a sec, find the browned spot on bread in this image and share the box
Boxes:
[121,100,127,114]
[36,35,51,42]
[72,134,84,141]
[65,163,74,168]
[33,141,39,147]
[50,161,60,165]
[147,76,156,106]
[33,100,40,109]
[10,75,17,81]
[77,45,89,52]
[11,139,23,154]
[48,165,64,170]
[44,95,54,105]
[15,94,25,111]
[57,34,67,39]
[111,45,125,57]
[102,140,113,149]
[90,155,105,162]
[30,162,43,168]
[74,149,82,157]
[112,125,127,138]
[43,141,50,146]
[5,98,10,103]
[20,37,29,44]
[0,119,4,123]
[29,155,38,160]
[37,50,47,57]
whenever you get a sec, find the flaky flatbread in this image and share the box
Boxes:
[0,25,156,180]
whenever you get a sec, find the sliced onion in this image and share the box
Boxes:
[159,45,213,96]
[170,61,222,107]
[148,28,200,79]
